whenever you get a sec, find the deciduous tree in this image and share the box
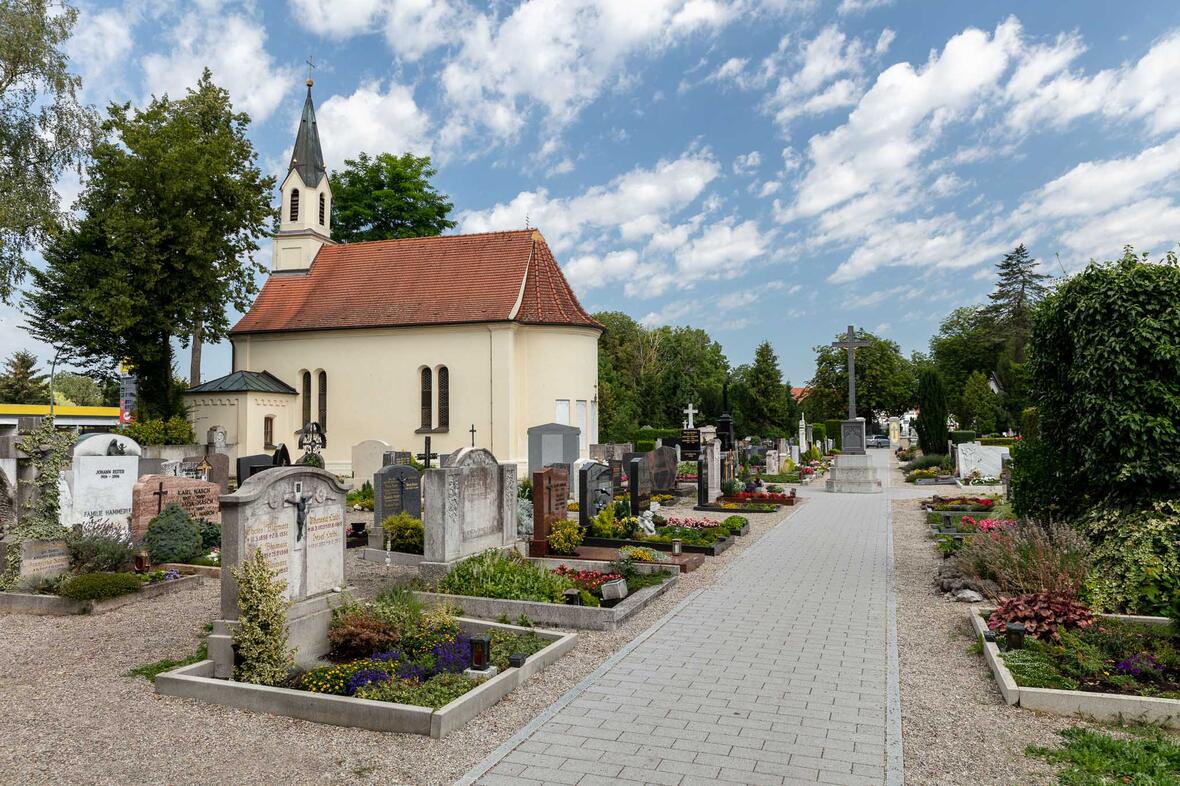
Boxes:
[330,152,456,243]
[807,329,915,422]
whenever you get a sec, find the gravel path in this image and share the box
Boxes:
[0,496,795,786]
[890,464,1076,786]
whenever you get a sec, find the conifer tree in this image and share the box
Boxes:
[914,368,950,455]
[743,341,790,435]
[0,350,48,404]
[984,244,1049,362]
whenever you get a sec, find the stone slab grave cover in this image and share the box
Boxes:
[419,447,517,580]
[370,464,422,550]
[130,475,221,541]
[629,456,652,514]
[0,537,69,579]
[578,462,612,531]
[527,422,580,478]
[211,466,349,676]
[957,442,1010,479]
[351,439,391,486]
[66,433,141,531]
[530,465,569,556]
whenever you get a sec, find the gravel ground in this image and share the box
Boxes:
[0,496,798,786]
[891,468,1078,786]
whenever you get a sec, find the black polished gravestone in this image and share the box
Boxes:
[578,462,613,530]
[383,450,414,466]
[624,447,677,495]
[629,456,652,514]
[609,459,625,496]
[679,428,701,461]
[697,457,708,507]
[235,453,274,482]
[370,464,422,550]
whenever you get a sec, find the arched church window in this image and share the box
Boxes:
[319,193,326,226]
[318,370,328,440]
[301,371,311,426]
[290,188,300,221]
[264,416,275,449]
[420,367,432,429]
[437,366,449,428]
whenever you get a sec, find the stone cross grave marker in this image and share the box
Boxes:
[530,465,568,556]
[130,475,221,541]
[831,325,872,455]
[66,433,142,531]
[419,447,517,580]
[578,462,612,531]
[416,436,439,468]
[682,402,697,429]
[370,464,421,550]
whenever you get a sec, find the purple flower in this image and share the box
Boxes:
[164,568,181,582]
[372,650,402,662]
[396,662,429,682]
[345,668,390,695]
[1115,654,1161,678]
[431,636,472,674]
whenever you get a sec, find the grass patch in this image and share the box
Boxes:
[126,642,208,682]
[1027,726,1180,785]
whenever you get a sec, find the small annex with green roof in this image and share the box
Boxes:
[185,370,296,474]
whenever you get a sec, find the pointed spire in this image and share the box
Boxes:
[289,80,326,187]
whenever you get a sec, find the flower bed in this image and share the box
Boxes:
[971,606,1180,727]
[0,572,201,615]
[156,616,576,737]
[720,491,796,505]
[693,501,779,514]
[927,495,997,511]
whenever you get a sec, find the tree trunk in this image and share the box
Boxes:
[136,339,177,420]
[190,322,203,386]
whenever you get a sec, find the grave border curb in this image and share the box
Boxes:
[0,573,202,616]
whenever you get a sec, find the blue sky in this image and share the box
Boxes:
[5,0,1180,386]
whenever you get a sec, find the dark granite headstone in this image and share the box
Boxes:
[841,420,866,455]
[649,446,677,493]
[383,450,413,467]
[578,462,612,530]
[370,464,422,549]
[629,457,651,514]
[531,466,569,556]
[236,453,273,482]
[609,459,624,495]
[680,429,701,461]
[184,452,229,494]
[696,458,708,507]
[527,422,580,476]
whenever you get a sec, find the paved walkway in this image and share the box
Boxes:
[462,450,903,786]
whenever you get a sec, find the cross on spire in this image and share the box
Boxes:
[305,55,317,83]
[831,325,871,420]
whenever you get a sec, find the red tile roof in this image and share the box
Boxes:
[231,229,603,335]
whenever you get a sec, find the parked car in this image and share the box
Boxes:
[866,435,891,448]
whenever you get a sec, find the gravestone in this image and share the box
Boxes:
[236,453,274,482]
[841,419,867,455]
[777,438,789,455]
[888,417,901,448]
[649,446,677,493]
[419,447,517,580]
[0,470,14,537]
[370,464,422,550]
[569,457,597,504]
[705,439,721,501]
[207,426,227,451]
[798,416,808,453]
[130,475,221,541]
[211,466,350,676]
[590,443,631,463]
[184,452,229,494]
[696,458,708,506]
[609,459,625,496]
[66,433,142,531]
[0,537,69,580]
[384,450,413,466]
[629,457,651,514]
[765,450,780,475]
[351,439,391,485]
[805,425,814,445]
[527,423,580,476]
[530,466,569,557]
[578,462,612,530]
[679,429,701,461]
[957,442,1009,479]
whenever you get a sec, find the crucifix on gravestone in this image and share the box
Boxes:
[682,403,697,429]
[153,481,167,514]
[831,325,871,420]
[416,436,439,468]
[469,424,477,447]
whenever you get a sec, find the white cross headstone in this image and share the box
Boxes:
[682,403,697,430]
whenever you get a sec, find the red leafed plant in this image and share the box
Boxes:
[552,565,621,591]
[986,592,1095,643]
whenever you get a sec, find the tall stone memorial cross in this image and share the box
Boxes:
[832,325,871,421]
[682,403,697,429]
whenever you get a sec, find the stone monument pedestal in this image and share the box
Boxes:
[825,453,882,493]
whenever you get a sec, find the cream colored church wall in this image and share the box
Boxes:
[187,394,243,465]
[186,392,296,472]
[231,321,599,473]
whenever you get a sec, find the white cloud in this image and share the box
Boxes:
[546,158,576,176]
[675,219,767,278]
[68,5,135,103]
[316,80,432,168]
[288,0,465,60]
[757,180,782,197]
[733,151,762,175]
[838,0,893,14]
[875,28,896,55]
[765,25,875,128]
[141,11,296,121]
[1007,30,1180,136]
[1056,197,1180,260]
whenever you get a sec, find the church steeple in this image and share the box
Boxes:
[289,80,326,188]
[274,78,333,272]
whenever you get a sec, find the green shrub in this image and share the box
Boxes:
[957,522,1090,599]
[1026,248,1180,512]
[381,512,424,554]
[120,416,195,446]
[58,571,142,601]
[915,369,950,455]
[720,479,740,496]
[347,481,374,511]
[298,452,325,468]
[66,520,134,573]
[904,454,947,472]
[1078,499,1180,614]
[438,550,573,603]
[355,672,478,708]
[632,427,683,442]
[634,439,655,452]
[198,519,221,551]
[721,515,748,534]
[949,430,976,444]
[1009,437,1070,520]
[547,518,582,555]
[232,549,294,685]
[811,423,826,444]
[823,419,842,450]
[144,504,203,564]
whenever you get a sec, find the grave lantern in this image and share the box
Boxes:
[134,547,151,573]
[671,539,683,556]
[470,634,492,670]
[1005,622,1026,649]
[508,653,527,669]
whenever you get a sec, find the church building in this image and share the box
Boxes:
[187,81,603,476]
